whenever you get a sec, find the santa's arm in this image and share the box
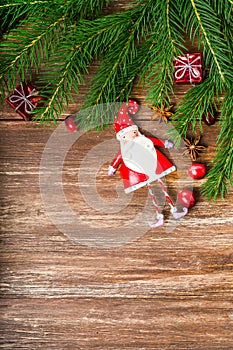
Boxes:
[148,137,174,149]
[108,150,122,175]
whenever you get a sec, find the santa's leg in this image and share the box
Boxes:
[147,184,164,228]
[157,179,188,219]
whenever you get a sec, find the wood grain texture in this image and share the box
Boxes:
[0,3,233,347]
[0,116,233,349]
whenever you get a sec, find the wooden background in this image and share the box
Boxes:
[1,4,233,349]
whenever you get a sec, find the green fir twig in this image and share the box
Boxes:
[202,89,233,200]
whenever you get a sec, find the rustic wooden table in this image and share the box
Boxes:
[1,87,233,349]
[0,1,233,343]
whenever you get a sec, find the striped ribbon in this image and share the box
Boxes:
[147,184,161,215]
[158,179,174,208]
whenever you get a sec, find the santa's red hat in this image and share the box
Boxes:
[114,101,138,140]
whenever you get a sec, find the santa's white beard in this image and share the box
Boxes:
[120,134,158,180]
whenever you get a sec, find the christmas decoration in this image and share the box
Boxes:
[0,0,232,200]
[178,189,196,208]
[126,99,139,115]
[174,53,203,84]
[65,115,77,132]
[202,111,216,126]
[6,82,41,120]
[151,104,174,123]
[108,102,188,228]
[188,163,207,179]
[183,136,207,161]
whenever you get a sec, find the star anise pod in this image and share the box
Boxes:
[183,136,207,161]
[150,104,174,123]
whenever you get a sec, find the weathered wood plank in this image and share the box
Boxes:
[1,298,233,349]
[0,7,232,345]
[0,117,233,349]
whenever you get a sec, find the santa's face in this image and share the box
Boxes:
[120,132,158,179]
[120,129,139,142]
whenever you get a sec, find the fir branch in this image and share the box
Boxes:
[34,44,92,124]
[79,39,157,130]
[84,0,186,114]
[202,121,233,201]
[190,0,225,83]
[172,0,233,140]
[0,1,53,37]
[183,0,233,85]
[211,0,233,62]
[77,1,186,127]
[33,13,122,124]
[0,0,112,94]
[64,0,110,20]
[201,94,233,200]
[209,0,233,17]
[0,1,50,8]
[81,9,142,109]
[145,0,186,107]
[4,17,64,70]
[74,5,155,128]
[114,40,156,100]
[35,60,75,124]
[70,17,122,56]
[97,32,135,105]
[79,30,136,129]
[172,78,219,138]
[0,15,65,96]
[19,12,138,125]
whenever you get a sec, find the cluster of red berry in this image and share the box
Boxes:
[177,163,206,208]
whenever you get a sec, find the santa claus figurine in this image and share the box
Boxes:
[108,100,188,228]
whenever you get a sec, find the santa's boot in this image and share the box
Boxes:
[171,207,188,219]
[148,214,164,228]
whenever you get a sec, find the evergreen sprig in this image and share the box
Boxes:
[0,1,51,37]
[201,87,233,201]
[144,0,186,107]
[0,0,232,200]
[0,14,66,92]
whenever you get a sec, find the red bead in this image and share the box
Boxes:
[202,112,216,126]
[188,163,207,179]
[127,99,139,114]
[178,189,196,208]
[65,116,77,132]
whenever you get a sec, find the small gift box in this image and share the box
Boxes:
[174,53,203,84]
[6,82,42,120]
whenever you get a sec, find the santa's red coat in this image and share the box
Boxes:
[110,136,176,193]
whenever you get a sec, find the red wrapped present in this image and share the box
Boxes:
[6,82,42,120]
[174,53,203,84]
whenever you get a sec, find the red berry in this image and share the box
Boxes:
[178,189,196,208]
[202,112,215,125]
[127,99,139,114]
[65,116,77,132]
[188,163,207,179]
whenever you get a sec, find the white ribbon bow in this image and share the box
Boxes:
[174,55,201,83]
[9,82,37,114]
